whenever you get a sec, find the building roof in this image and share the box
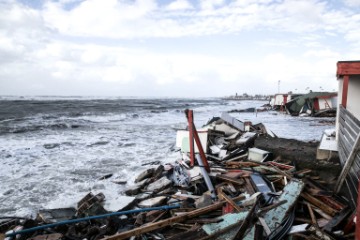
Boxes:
[337,61,360,77]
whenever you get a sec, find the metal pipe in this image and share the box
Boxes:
[196,155,216,200]
[5,205,180,237]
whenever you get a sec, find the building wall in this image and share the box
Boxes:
[347,76,360,120]
[274,94,285,106]
[274,94,292,106]
[318,98,334,109]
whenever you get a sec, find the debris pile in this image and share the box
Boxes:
[284,92,338,117]
[1,110,355,240]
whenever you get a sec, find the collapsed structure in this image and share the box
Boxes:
[269,92,338,117]
[1,108,355,240]
[285,92,338,117]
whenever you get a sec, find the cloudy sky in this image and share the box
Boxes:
[0,0,359,97]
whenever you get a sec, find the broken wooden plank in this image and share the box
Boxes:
[172,223,195,230]
[308,225,336,240]
[258,217,271,236]
[244,178,256,195]
[225,161,259,168]
[149,210,168,223]
[185,218,222,224]
[218,189,243,213]
[254,224,264,240]
[323,207,351,232]
[102,195,245,240]
[27,233,63,240]
[166,224,207,240]
[307,203,318,227]
[257,200,287,216]
[216,175,245,185]
[231,196,260,240]
[317,195,347,211]
[311,207,333,220]
[301,193,337,217]
[293,169,312,176]
[288,224,309,234]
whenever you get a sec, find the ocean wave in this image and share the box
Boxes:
[0,123,85,134]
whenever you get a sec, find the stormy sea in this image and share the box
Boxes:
[0,96,335,217]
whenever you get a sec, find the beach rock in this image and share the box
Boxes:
[138,196,167,208]
[135,168,155,183]
[146,176,172,193]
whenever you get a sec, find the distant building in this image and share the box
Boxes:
[270,93,302,110]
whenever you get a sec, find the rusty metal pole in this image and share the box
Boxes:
[185,109,195,166]
[185,109,210,172]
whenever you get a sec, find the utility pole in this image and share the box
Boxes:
[278,80,280,93]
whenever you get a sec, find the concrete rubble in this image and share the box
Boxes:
[0,109,356,240]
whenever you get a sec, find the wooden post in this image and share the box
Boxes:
[342,75,349,108]
[334,132,360,194]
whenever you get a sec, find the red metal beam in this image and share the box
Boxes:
[185,109,195,166]
[185,109,210,171]
[342,75,349,108]
[337,61,360,77]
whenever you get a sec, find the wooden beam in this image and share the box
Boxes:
[257,200,287,216]
[334,132,360,193]
[216,175,245,185]
[217,189,243,212]
[101,195,245,240]
[337,61,360,77]
[342,75,349,108]
[301,193,337,217]
[307,203,318,227]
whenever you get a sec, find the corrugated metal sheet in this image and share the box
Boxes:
[338,105,360,209]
